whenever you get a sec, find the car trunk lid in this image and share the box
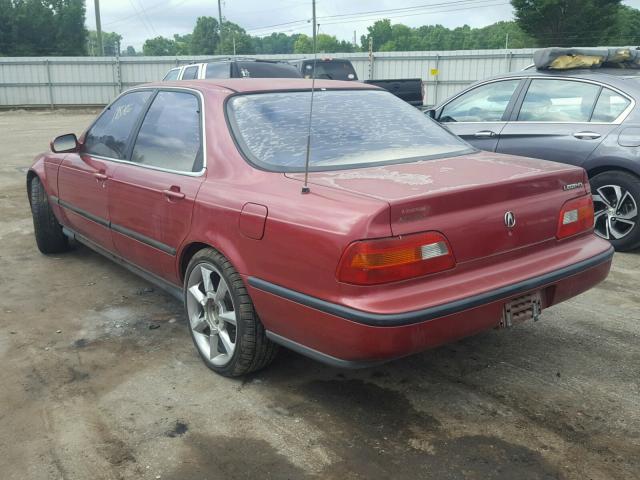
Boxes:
[286,151,588,263]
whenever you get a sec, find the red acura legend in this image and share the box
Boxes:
[27,79,613,376]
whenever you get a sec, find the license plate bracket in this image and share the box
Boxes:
[500,292,542,328]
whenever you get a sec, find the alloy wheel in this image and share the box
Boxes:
[186,263,237,366]
[592,185,638,240]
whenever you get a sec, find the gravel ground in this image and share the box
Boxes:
[0,109,639,480]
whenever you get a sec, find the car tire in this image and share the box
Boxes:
[590,170,640,251]
[29,176,70,254]
[184,248,279,377]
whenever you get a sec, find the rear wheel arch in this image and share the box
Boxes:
[587,164,640,181]
[178,240,249,284]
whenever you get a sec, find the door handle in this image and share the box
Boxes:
[573,131,601,140]
[474,130,497,138]
[94,172,108,181]
[163,188,185,200]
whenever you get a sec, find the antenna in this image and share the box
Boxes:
[301,0,317,194]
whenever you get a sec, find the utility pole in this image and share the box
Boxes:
[218,0,224,55]
[94,0,104,56]
[312,0,317,53]
[353,30,356,48]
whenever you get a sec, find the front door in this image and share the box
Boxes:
[57,90,153,251]
[437,79,524,151]
[108,90,205,284]
[496,78,628,167]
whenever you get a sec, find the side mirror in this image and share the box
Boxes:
[50,133,79,153]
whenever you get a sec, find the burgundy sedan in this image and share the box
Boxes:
[28,79,613,376]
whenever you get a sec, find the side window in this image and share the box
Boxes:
[84,91,152,159]
[517,79,600,122]
[439,80,520,123]
[131,91,202,172]
[205,62,230,79]
[182,66,199,80]
[591,88,630,123]
[163,68,180,81]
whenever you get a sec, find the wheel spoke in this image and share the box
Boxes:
[190,312,208,333]
[594,190,613,208]
[611,185,624,204]
[209,332,220,359]
[218,310,237,326]
[215,279,228,303]
[201,266,214,293]
[219,329,234,354]
[609,218,626,239]
[593,210,607,221]
[188,284,206,306]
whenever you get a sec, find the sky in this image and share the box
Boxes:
[86,0,640,51]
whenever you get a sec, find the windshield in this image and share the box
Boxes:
[236,61,302,78]
[227,89,473,172]
[303,61,357,80]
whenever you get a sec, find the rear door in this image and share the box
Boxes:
[437,79,524,151]
[57,90,153,251]
[496,78,628,166]
[108,89,205,284]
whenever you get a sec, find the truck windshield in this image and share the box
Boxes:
[227,89,473,172]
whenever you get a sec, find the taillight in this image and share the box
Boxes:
[336,231,455,285]
[556,195,594,239]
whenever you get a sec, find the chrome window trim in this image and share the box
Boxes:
[439,75,635,126]
[84,85,207,178]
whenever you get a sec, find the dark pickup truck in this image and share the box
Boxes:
[289,58,424,106]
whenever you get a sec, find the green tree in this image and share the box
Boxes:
[602,4,640,45]
[293,33,354,54]
[512,0,621,47]
[173,33,192,55]
[124,45,136,56]
[217,21,254,54]
[361,19,393,50]
[52,0,87,55]
[142,36,178,56]
[88,31,122,56]
[191,16,219,55]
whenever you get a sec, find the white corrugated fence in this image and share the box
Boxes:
[0,49,536,107]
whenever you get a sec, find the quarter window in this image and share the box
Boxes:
[439,80,520,122]
[591,88,630,122]
[517,79,600,122]
[163,68,180,81]
[205,62,230,78]
[84,91,152,159]
[182,66,199,80]
[131,91,202,172]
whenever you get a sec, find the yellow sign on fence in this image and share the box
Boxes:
[430,68,439,76]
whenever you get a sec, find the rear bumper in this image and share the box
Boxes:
[247,240,614,367]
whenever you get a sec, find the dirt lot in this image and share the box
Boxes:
[0,109,639,480]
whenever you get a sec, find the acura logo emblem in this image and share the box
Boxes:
[504,211,516,228]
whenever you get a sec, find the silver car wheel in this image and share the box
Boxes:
[186,263,237,366]
[593,185,638,240]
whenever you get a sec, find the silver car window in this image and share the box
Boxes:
[591,88,630,123]
[440,80,520,123]
[517,79,600,122]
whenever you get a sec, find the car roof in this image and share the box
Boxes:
[142,78,379,94]
[494,68,640,83]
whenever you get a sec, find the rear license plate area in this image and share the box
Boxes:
[500,292,542,328]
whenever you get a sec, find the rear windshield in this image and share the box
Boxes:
[303,60,357,80]
[236,61,302,78]
[227,89,472,172]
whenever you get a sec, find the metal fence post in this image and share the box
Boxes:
[45,59,54,109]
[116,52,122,93]
[434,54,440,105]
